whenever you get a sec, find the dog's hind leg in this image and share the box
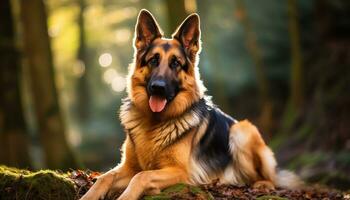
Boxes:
[251,144,277,189]
[229,120,277,189]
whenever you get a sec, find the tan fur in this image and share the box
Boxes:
[80,10,298,200]
[228,120,277,187]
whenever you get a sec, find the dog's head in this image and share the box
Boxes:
[127,9,205,119]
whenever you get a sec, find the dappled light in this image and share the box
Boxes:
[72,60,86,77]
[115,28,132,44]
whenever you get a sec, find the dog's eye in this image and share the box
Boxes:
[148,54,159,67]
[170,58,180,69]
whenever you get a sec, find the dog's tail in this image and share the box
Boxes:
[275,169,304,189]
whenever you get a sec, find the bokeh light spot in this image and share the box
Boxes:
[115,28,131,44]
[103,68,117,84]
[111,75,126,92]
[99,53,112,67]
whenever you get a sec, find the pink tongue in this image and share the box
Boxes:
[149,96,167,112]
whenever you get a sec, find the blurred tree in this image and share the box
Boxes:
[234,0,273,136]
[196,0,233,114]
[19,0,80,170]
[288,0,304,109]
[165,0,187,35]
[76,0,90,121]
[0,0,32,168]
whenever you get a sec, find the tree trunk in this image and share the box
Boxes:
[76,0,90,122]
[233,0,273,136]
[197,0,234,113]
[19,0,79,170]
[0,0,32,168]
[288,0,304,109]
[165,0,188,35]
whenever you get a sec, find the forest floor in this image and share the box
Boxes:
[0,166,349,200]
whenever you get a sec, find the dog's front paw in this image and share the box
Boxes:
[117,195,130,200]
[253,180,275,190]
[80,193,105,200]
[117,192,139,200]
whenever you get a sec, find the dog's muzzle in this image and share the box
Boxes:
[149,79,167,97]
[147,78,169,113]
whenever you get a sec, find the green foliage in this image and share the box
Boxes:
[0,165,75,200]
[287,152,326,170]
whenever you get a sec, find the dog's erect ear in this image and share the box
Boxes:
[134,9,162,51]
[172,14,201,61]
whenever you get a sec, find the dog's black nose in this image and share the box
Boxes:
[150,79,166,95]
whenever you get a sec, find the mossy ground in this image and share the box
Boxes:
[0,165,348,200]
[143,183,213,200]
[0,165,76,200]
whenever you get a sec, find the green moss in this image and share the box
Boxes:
[162,183,187,193]
[189,185,203,194]
[144,195,171,200]
[256,195,288,200]
[144,183,213,200]
[0,165,75,200]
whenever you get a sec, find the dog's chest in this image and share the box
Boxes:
[132,129,194,171]
[124,116,201,169]
[133,133,162,170]
[120,99,208,170]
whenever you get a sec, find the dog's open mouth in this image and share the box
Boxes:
[149,95,167,112]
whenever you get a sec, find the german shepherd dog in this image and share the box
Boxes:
[81,9,301,200]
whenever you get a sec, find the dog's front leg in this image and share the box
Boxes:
[117,167,187,200]
[80,165,136,200]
